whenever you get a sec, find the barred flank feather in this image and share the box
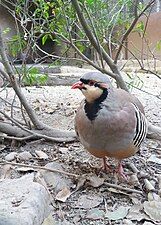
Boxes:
[132,104,148,147]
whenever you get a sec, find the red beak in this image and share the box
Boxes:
[71,81,83,89]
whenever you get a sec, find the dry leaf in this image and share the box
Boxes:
[35,150,48,160]
[126,204,148,222]
[55,187,71,202]
[86,208,105,220]
[76,195,103,209]
[75,177,86,192]
[88,175,105,188]
[143,200,161,222]
[105,206,130,220]
[41,162,73,193]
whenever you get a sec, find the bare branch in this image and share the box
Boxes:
[71,0,128,91]
[0,29,45,129]
[57,33,117,79]
[0,134,35,141]
[114,0,155,63]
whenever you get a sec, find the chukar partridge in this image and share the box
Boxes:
[72,72,148,177]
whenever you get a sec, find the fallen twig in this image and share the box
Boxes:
[0,134,35,141]
[105,181,143,194]
[0,160,79,178]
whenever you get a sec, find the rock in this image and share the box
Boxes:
[0,174,52,225]
[18,151,32,161]
[35,150,48,160]
[5,152,17,161]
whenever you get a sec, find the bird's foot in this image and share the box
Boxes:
[101,157,113,172]
[116,162,127,180]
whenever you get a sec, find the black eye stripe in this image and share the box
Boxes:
[80,78,89,84]
[94,83,99,87]
[80,78,107,90]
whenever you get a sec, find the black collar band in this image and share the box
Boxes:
[84,89,108,121]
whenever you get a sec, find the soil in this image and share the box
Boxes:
[0,71,161,225]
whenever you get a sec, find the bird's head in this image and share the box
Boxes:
[72,72,112,103]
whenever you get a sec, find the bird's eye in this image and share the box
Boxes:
[89,80,95,86]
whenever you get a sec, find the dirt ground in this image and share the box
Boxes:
[0,71,161,225]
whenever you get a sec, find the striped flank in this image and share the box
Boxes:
[132,104,148,147]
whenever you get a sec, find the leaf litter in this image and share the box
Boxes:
[105,205,130,220]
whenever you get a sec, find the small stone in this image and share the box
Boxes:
[59,147,68,154]
[138,171,148,178]
[5,152,17,161]
[18,151,32,161]
[129,174,139,185]
[144,179,155,192]
[123,219,135,225]
[35,150,48,160]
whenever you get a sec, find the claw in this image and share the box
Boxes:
[116,162,127,180]
[102,157,113,172]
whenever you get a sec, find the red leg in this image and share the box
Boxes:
[102,157,112,172]
[116,161,127,179]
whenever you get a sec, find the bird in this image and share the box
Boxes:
[72,71,148,178]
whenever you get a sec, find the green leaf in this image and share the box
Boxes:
[42,34,49,45]
[86,0,94,4]
[156,40,161,51]
[135,21,145,33]
[2,28,11,35]
[28,67,39,74]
